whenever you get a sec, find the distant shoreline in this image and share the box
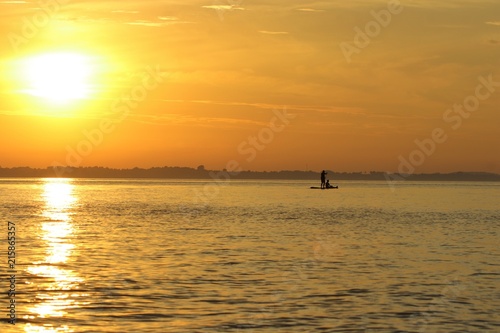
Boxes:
[0,166,499,182]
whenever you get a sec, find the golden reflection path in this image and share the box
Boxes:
[24,179,86,333]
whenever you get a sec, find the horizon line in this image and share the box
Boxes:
[0,165,499,176]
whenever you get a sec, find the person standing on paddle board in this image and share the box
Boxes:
[321,170,327,189]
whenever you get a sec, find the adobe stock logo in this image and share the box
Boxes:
[8,0,70,51]
[340,0,403,64]
[177,106,295,222]
[385,74,500,190]
[51,65,165,177]
[237,108,296,163]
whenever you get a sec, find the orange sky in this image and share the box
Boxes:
[1,0,499,173]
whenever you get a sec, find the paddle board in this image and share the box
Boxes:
[310,186,338,189]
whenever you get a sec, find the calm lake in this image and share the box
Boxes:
[1,178,499,332]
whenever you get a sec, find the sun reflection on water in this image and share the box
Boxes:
[41,180,76,223]
[24,179,84,333]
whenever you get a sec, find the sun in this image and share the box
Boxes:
[22,52,95,105]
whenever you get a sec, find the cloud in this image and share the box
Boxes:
[111,10,139,14]
[158,99,364,116]
[486,21,500,26]
[296,8,325,12]
[158,16,179,21]
[201,5,244,11]
[428,24,469,29]
[126,17,193,27]
[201,2,245,21]
[258,30,289,35]
[127,20,164,27]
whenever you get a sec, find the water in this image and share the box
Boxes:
[0,178,499,333]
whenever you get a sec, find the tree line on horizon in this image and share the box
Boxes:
[0,166,499,181]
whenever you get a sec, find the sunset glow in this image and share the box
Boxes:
[0,0,499,173]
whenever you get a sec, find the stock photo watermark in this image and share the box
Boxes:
[178,106,296,219]
[410,278,468,332]
[340,0,403,64]
[234,235,343,332]
[196,107,295,204]
[176,107,296,330]
[313,235,343,262]
[385,74,500,190]
[8,0,70,52]
[6,221,17,325]
[51,65,165,177]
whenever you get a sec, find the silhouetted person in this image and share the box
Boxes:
[326,179,332,188]
[321,170,327,188]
